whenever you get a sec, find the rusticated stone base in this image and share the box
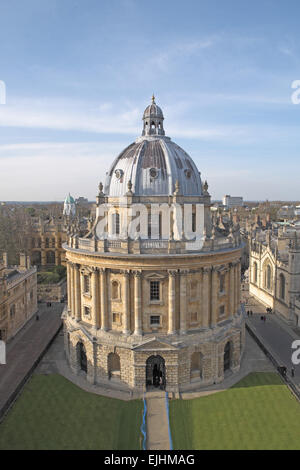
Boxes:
[63,312,245,393]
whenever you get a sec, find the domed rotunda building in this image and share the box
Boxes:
[63,97,245,394]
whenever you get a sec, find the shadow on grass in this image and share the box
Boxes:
[231,372,284,389]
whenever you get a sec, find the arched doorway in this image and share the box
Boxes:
[77,342,87,373]
[146,355,166,389]
[224,341,232,372]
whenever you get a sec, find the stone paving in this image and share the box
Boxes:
[243,291,300,388]
[0,302,64,418]
[145,391,171,450]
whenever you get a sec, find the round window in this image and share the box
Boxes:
[149,168,158,179]
[115,169,123,180]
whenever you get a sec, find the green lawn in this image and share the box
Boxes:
[170,372,300,450]
[0,374,143,450]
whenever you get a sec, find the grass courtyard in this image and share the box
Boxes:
[0,374,143,450]
[169,372,300,450]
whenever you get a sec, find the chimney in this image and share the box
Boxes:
[2,252,8,268]
[19,253,27,270]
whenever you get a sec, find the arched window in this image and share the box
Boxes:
[46,251,55,264]
[253,262,258,284]
[264,263,272,290]
[267,265,271,290]
[219,274,225,293]
[148,210,151,238]
[111,280,120,300]
[112,213,120,236]
[279,273,285,300]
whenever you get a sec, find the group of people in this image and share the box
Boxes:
[246,310,253,317]
[153,364,164,389]
[278,365,295,378]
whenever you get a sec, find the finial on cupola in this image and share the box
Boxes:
[152,93,155,104]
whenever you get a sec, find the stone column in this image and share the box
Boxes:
[123,271,130,335]
[67,262,71,314]
[229,263,235,317]
[91,268,99,329]
[74,264,81,322]
[237,262,241,307]
[179,270,188,334]
[100,268,108,331]
[80,271,85,319]
[202,267,211,327]
[236,262,241,312]
[71,263,76,319]
[211,268,218,327]
[134,271,142,336]
[168,270,176,335]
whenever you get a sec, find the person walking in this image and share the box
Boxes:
[291,367,295,378]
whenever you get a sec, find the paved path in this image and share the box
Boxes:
[146,392,171,450]
[243,292,300,388]
[0,303,64,418]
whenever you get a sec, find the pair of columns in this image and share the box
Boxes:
[67,262,129,334]
[66,262,241,335]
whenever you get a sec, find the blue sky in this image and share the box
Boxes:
[1,0,300,201]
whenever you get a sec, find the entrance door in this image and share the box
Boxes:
[146,355,166,390]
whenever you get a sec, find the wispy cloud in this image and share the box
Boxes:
[0,141,126,201]
[0,95,248,141]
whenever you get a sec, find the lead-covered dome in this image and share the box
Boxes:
[104,97,202,197]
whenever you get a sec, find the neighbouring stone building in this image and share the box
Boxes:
[0,252,37,341]
[26,216,68,267]
[249,223,300,326]
[37,278,67,303]
[62,97,245,393]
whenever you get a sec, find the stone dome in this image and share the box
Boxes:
[104,97,203,197]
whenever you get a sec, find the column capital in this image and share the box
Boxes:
[99,267,106,274]
[203,266,212,274]
[168,269,177,277]
[133,270,142,278]
[179,269,189,275]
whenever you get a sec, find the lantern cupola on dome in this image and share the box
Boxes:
[142,94,165,136]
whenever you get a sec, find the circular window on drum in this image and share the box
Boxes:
[115,169,124,180]
[149,168,158,179]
